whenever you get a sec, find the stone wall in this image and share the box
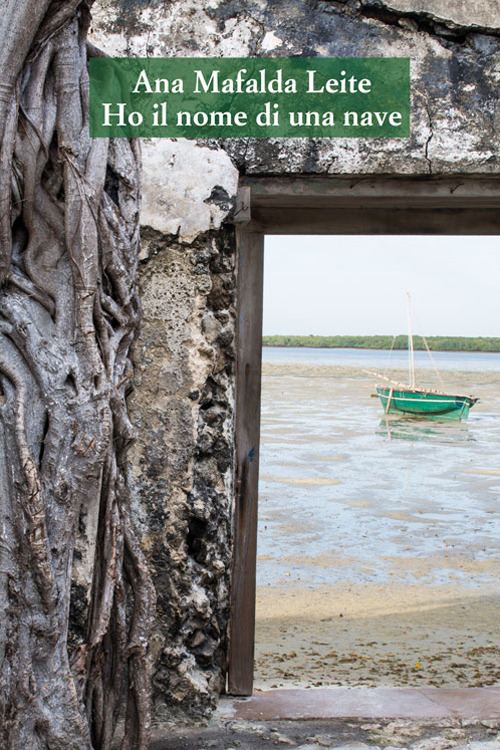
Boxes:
[128,224,237,714]
[90,0,500,716]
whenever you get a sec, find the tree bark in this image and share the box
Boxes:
[0,2,155,748]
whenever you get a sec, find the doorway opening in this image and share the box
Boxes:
[254,234,500,692]
[227,175,500,697]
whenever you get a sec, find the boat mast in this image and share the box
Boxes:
[406,292,416,388]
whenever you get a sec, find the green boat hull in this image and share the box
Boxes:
[376,386,478,421]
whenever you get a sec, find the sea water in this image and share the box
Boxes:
[257,347,500,588]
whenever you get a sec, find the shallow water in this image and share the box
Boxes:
[263,345,500,372]
[257,348,500,589]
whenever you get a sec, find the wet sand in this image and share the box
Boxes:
[255,355,500,691]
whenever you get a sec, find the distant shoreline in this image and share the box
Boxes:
[262,335,500,353]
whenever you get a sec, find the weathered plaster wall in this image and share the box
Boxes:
[366,1,500,32]
[90,0,500,716]
[91,0,500,177]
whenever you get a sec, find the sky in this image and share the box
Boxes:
[263,235,500,337]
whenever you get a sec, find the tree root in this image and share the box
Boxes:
[0,2,155,748]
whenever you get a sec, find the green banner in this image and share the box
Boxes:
[89,57,410,138]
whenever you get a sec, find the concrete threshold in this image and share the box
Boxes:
[218,687,500,721]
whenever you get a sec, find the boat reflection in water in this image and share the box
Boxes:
[378,415,475,443]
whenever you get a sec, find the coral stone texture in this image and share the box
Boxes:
[89,0,500,716]
[129,227,237,715]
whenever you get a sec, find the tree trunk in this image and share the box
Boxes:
[0,2,155,748]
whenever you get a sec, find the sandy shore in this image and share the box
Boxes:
[254,357,500,692]
[255,580,500,691]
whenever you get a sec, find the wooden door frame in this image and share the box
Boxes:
[227,174,500,696]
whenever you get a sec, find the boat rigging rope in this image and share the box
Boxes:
[386,334,397,368]
[412,306,446,391]
[421,334,446,390]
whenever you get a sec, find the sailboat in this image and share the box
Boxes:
[367,295,479,421]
